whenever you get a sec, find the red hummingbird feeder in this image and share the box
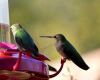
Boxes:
[0,42,49,80]
[0,42,66,80]
[0,0,66,80]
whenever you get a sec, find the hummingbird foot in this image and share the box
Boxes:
[61,58,66,64]
[13,51,23,71]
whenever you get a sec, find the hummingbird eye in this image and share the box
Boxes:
[54,36,56,38]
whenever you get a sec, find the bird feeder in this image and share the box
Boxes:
[0,0,65,80]
[0,0,10,42]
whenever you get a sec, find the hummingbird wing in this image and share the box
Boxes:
[61,42,89,70]
[15,29,38,56]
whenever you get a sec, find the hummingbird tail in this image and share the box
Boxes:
[72,60,90,70]
[48,65,57,72]
[81,64,89,70]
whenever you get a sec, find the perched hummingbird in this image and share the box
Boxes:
[10,24,57,72]
[10,24,39,57]
[40,34,89,70]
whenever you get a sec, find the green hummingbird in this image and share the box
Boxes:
[10,24,39,57]
[40,34,89,70]
[10,24,57,72]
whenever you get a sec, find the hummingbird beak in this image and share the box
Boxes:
[40,36,55,38]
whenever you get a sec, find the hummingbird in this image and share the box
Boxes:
[10,24,57,72]
[10,24,39,57]
[40,34,89,70]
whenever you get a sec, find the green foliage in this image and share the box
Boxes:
[9,0,100,59]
